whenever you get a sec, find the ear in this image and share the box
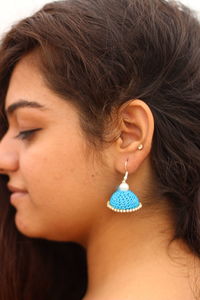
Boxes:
[114,99,154,174]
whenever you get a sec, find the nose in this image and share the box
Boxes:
[0,133,19,175]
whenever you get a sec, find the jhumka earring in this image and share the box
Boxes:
[107,144,143,213]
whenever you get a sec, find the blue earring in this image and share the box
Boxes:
[107,145,143,213]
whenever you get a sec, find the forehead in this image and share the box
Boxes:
[5,54,47,110]
[4,54,81,125]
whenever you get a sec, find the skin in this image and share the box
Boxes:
[0,53,198,300]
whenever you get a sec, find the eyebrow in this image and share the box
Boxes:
[5,99,49,117]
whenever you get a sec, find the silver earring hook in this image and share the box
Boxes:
[125,160,128,171]
[122,159,129,183]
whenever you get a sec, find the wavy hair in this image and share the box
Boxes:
[0,0,200,299]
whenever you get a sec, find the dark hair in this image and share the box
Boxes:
[0,0,200,299]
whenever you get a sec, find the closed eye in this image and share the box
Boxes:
[14,128,42,140]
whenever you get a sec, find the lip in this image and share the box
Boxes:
[7,184,27,193]
[10,191,28,204]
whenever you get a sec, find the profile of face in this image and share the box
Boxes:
[0,53,116,244]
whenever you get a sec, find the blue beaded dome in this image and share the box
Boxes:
[107,189,142,212]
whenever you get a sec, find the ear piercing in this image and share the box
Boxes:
[137,144,143,150]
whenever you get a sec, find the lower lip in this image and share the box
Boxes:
[10,192,28,204]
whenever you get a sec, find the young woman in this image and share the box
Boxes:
[0,0,199,299]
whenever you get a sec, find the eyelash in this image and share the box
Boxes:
[15,128,42,140]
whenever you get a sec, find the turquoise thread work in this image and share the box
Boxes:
[108,189,141,210]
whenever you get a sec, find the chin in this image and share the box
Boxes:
[14,212,43,239]
[14,212,83,243]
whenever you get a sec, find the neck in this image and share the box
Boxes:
[82,203,188,300]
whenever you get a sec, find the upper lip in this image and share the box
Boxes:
[7,184,27,193]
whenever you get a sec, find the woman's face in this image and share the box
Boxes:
[0,54,114,244]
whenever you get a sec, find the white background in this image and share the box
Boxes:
[0,0,200,36]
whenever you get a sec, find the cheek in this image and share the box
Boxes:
[20,138,90,207]
[14,139,108,241]
[15,150,98,241]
